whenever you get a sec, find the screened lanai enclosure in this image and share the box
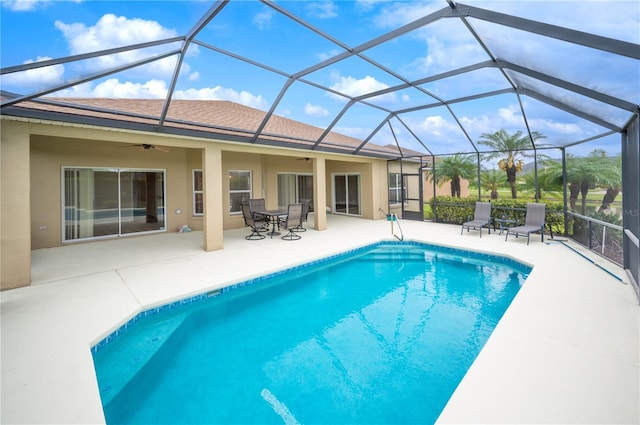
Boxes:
[1,0,638,294]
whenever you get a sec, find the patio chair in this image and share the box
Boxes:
[281,203,303,241]
[241,203,266,240]
[461,202,492,237]
[505,203,546,245]
[249,198,268,224]
[293,199,311,232]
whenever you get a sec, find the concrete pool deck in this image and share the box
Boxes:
[1,215,638,424]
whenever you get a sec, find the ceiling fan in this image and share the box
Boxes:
[296,157,311,162]
[120,143,170,153]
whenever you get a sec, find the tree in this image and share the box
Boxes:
[521,166,563,199]
[427,154,476,197]
[480,169,506,199]
[564,150,619,215]
[478,129,546,199]
[597,154,622,213]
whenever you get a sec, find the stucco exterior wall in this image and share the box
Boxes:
[325,159,379,218]
[424,176,470,198]
[30,136,194,249]
[1,121,31,289]
[1,117,393,289]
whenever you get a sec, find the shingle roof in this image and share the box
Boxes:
[5,97,403,159]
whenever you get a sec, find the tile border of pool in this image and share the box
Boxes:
[91,239,533,355]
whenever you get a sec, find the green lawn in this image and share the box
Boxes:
[477,189,623,206]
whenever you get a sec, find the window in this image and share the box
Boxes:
[229,170,252,214]
[193,169,203,216]
[389,173,407,205]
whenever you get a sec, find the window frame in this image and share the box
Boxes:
[228,169,252,215]
[193,169,203,216]
[389,172,407,206]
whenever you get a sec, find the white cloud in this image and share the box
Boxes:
[54,14,185,79]
[253,9,274,30]
[496,105,525,126]
[306,2,338,19]
[55,14,176,55]
[188,71,200,81]
[1,56,64,88]
[304,102,329,117]
[316,48,343,62]
[417,115,461,139]
[328,74,396,103]
[50,78,167,98]
[371,2,440,28]
[50,77,269,110]
[2,0,48,12]
[174,86,268,110]
[92,78,167,98]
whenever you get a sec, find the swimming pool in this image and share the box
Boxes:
[92,241,531,424]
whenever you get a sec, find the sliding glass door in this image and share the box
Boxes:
[277,173,314,211]
[63,167,165,242]
[333,173,360,215]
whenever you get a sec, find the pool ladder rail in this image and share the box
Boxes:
[379,208,404,241]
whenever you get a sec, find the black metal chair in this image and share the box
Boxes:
[241,203,266,240]
[292,199,311,232]
[281,203,303,241]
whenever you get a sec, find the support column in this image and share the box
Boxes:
[1,122,31,289]
[313,158,327,231]
[202,145,224,251]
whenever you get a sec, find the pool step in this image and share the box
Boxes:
[359,248,429,262]
[360,253,427,262]
[94,314,189,406]
[361,249,495,268]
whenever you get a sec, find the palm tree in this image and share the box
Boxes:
[597,154,622,213]
[478,129,546,199]
[480,169,506,199]
[521,166,563,199]
[427,154,476,197]
[565,151,618,214]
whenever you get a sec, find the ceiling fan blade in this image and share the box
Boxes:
[118,143,169,152]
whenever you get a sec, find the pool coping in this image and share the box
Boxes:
[91,239,533,353]
[2,217,638,424]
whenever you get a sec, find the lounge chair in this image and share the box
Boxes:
[241,203,266,240]
[461,202,492,237]
[505,203,546,245]
[293,199,311,232]
[281,203,303,241]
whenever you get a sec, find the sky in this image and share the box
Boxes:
[1,0,639,160]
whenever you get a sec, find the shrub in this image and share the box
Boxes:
[428,196,564,234]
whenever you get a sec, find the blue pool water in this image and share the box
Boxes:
[92,241,531,424]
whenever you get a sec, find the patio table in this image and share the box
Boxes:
[493,217,518,235]
[254,209,287,238]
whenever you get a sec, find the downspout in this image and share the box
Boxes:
[561,147,568,236]
[386,160,390,219]
[476,152,481,200]
[432,155,437,222]
[400,158,404,219]
[533,148,539,202]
